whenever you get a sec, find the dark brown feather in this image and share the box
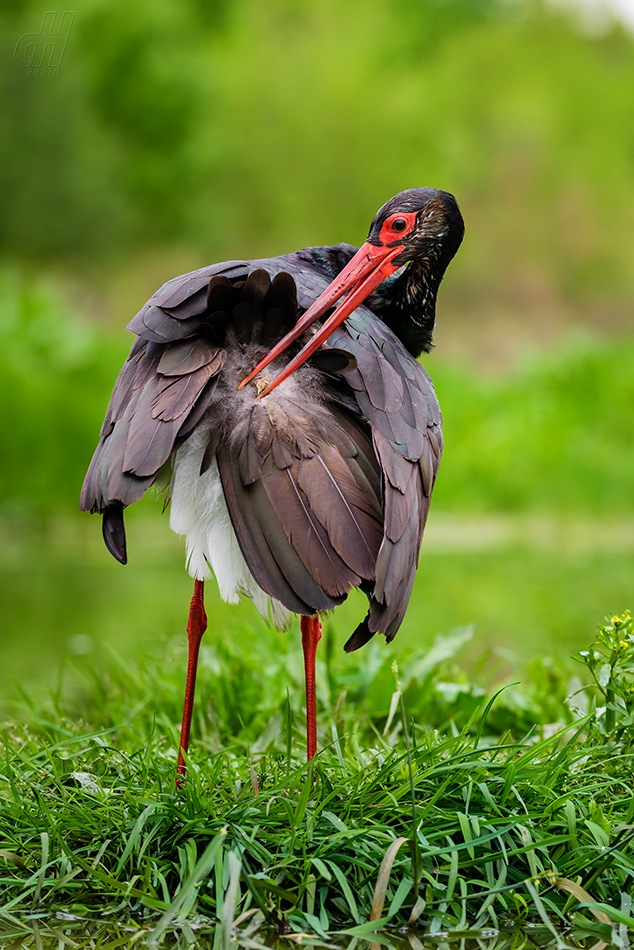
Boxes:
[297,449,382,580]
[419,436,435,497]
[344,615,376,653]
[133,350,163,391]
[428,425,442,461]
[207,275,236,313]
[162,286,207,319]
[262,463,362,598]
[238,428,260,487]
[122,380,182,476]
[157,339,222,377]
[308,348,357,375]
[355,332,404,413]
[217,449,315,616]
[130,306,203,342]
[102,503,127,564]
[199,419,224,475]
[373,430,414,493]
[247,476,343,611]
[270,434,295,470]
[176,374,223,442]
[260,273,297,344]
[151,364,216,422]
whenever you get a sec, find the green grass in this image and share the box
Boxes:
[1,614,634,947]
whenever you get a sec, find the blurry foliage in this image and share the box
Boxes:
[1,267,633,519]
[0,0,633,315]
[1,0,633,519]
[0,268,128,518]
[577,610,634,746]
[433,333,634,513]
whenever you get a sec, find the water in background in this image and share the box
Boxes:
[2,506,631,707]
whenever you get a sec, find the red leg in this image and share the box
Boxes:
[301,613,322,761]
[176,579,207,787]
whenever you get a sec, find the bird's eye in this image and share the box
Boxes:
[391,217,408,232]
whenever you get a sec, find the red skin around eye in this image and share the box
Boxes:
[379,210,418,244]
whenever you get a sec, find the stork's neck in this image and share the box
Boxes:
[371,261,440,357]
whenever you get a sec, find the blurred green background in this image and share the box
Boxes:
[1,0,633,705]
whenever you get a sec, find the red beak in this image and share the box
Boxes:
[237,240,405,397]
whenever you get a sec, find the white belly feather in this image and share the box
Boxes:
[169,425,292,629]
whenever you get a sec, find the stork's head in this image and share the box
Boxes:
[239,188,464,398]
[365,187,464,272]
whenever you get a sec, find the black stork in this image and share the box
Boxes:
[80,187,464,780]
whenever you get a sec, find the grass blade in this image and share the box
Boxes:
[370,837,408,921]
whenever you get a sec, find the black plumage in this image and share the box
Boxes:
[81,187,464,657]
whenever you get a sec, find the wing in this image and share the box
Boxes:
[79,330,228,564]
[329,314,442,651]
[80,253,366,563]
[213,401,384,619]
[80,246,359,562]
[125,243,360,343]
